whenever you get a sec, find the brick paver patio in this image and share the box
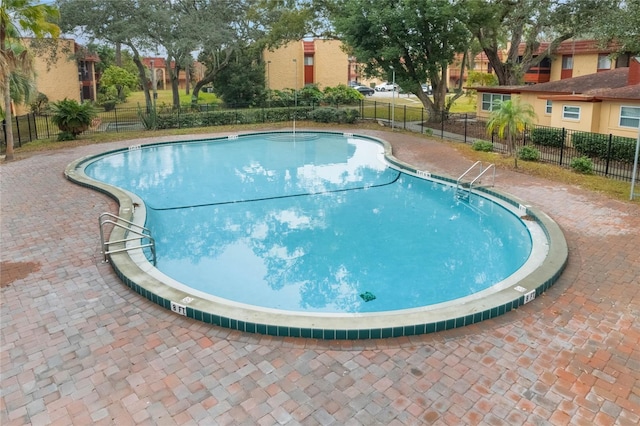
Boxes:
[1,129,639,425]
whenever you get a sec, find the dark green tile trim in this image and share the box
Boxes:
[77,130,567,340]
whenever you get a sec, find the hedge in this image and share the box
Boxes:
[308,107,359,124]
[530,127,565,147]
[155,107,314,130]
[572,132,637,162]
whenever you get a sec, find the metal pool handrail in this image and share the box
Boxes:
[99,212,156,266]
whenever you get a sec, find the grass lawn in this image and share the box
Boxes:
[124,89,220,107]
[123,89,477,114]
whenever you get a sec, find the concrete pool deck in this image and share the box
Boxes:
[1,129,639,424]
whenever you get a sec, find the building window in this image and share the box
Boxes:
[545,100,552,115]
[620,106,640,128]
[562,105,580,120]
[304,56,313,66]
[597,54,612,70]
[481,93,511,111]
[562,55,573,70]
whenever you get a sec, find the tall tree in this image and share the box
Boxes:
[58,0,156,111]
[213,48,266,106]
[592,0,640,55]
[462,0,613,85]
[1,0,59,161]
[486,98,536,168]
[329,0,471,120]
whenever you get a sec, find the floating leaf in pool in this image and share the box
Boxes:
[360,291,376,302]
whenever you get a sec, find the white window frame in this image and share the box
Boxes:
[545,100,552,115]
[619,106,640,128]
[562,105,581,120]
[481,93,511,112]
[597,54,612,70]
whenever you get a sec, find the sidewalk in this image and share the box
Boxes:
[1,129,639,425]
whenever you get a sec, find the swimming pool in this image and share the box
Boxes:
[66,131,567,339]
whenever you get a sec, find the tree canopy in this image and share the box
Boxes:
[1,0,60,161]
[328,0,471,119]
[591,0,640,55]
[461,0,615,85]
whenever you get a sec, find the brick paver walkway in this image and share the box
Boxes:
[2,129,639,425]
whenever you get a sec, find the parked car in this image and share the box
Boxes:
[421,84,433,95]
[354,85,375,96]
[375,82,398,92]
[348,81,359,88]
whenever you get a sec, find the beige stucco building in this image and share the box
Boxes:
[263,39,376,90]
[14,38,98,115]
[475,57,640,139]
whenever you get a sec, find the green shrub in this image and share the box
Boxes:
[518,146,540,161]
[56,131,75,141]
[530,127,564,147]
[309,107,337,123]
[48,98,97,138]
[30,93,49,114]
[570,156,594,174]
[343,108,359,124]
[472,140,493,152]
[572,132,637,162]
[154,106,315,129]
[322,85,362,106]
[309,107,359,123]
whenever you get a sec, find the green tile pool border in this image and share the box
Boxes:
[65,130,568,340]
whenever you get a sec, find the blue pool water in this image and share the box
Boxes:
[86,133,532,313]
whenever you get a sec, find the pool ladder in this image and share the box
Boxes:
[99,212,156,266]
[455,161,495,201]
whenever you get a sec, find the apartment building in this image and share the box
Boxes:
[475,57,640,139]
[13,38,99,115]
[263,39,377,91]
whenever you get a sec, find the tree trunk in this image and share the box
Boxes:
[3,68,14,161]
[185,62,190,95]
[115,42,122,67]
[130,51,152,111]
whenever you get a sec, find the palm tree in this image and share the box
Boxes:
[486,98,537,168]
[1,0,59,161]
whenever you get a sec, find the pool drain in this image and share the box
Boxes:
[360,291,376,302]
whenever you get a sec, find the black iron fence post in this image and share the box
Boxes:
[114,108,119,133]
[605,133,613,176]
[464,114,468,144]
[440,111,444,139]
[15,115,22,147]
[559,128,566,166]
[421,109,424,134]
[28,113,34,142]
[403,105,407,129]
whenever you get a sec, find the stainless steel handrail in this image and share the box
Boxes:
[455,161,495,200]
[99,213,156,265]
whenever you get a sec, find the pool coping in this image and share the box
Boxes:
[64,130,568,340]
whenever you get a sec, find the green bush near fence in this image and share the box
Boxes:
[570,156,594,174]
[309,107,359,124]
[472,140,493,152]
[155,107,314,129]
[572,132,637,162]
[530,127,564,147]
[518,146,540,161]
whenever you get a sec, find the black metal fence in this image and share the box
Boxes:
[3,100,638,181]
[358,101,639,181]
